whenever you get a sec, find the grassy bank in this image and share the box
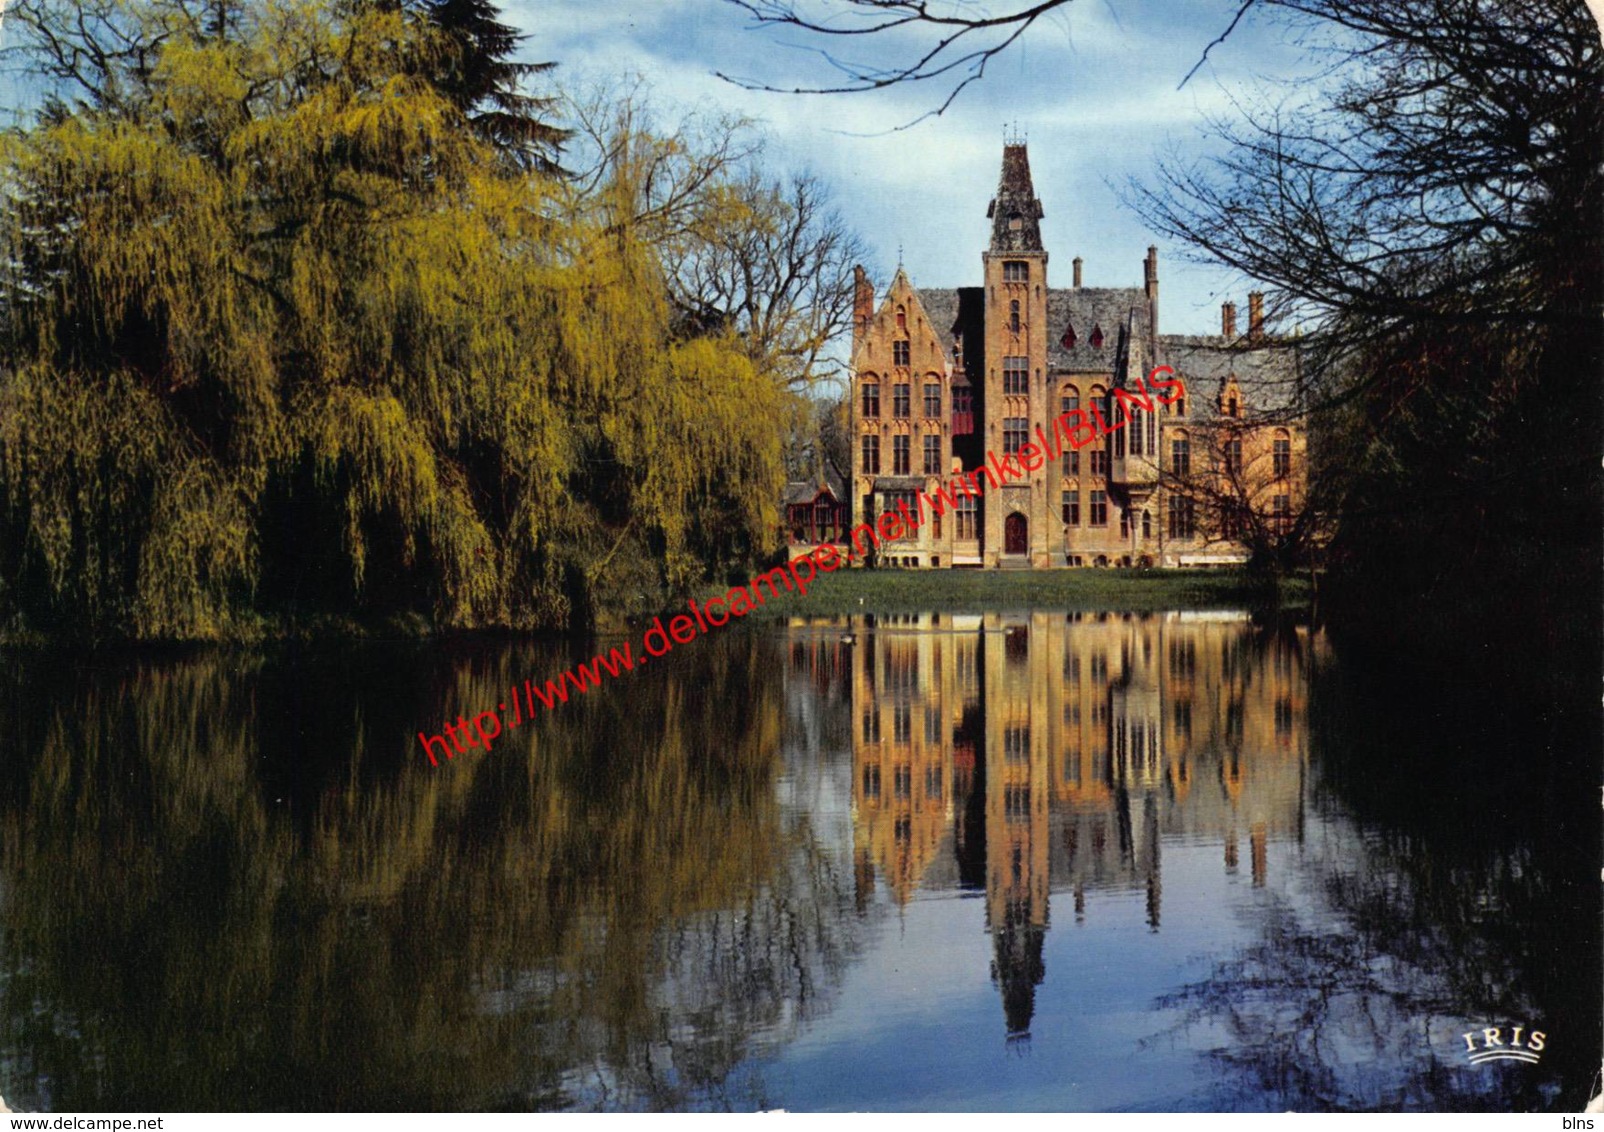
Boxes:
[2,570,1309,645]
[699,567,1311,621]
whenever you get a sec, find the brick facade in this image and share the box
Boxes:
[849,142,1306,568]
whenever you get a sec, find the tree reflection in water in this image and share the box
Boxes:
[0,640,866,1111]
[0,613,1591,1112]
[829,610,1591,1111]
[1149,647,1596,1112]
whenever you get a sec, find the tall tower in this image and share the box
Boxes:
[982,142,1051,567]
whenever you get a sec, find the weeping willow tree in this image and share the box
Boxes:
[0,0,787,640]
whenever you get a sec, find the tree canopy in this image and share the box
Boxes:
[0,0,823,640]
[1129,0,1602,642]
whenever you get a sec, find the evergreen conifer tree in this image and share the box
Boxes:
[417,0,569,172]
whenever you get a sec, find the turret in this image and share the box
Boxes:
[986,143,1045,254]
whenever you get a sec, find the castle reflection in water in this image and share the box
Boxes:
[787,610,1318,1041]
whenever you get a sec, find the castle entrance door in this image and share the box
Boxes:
[1004,512,1027,555]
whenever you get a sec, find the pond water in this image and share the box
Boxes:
[0,611,1594,1111]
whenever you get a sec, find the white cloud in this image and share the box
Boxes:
[521,0,1321,333]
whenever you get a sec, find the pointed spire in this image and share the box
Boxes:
[986,142,1044,254]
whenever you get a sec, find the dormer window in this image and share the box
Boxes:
[1228,396,1239,417]
[1061,324,1077,350]
[1090,325,1104,349]
[1008,212,1023,231]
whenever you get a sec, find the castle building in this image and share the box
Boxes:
[848,142,1306,569]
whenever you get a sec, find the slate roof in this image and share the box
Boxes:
[781,470,846,507]
[908,284,1299,421]
[1158,335,1304,420]
[915,288,961,357]
[1046,288,1152,373]
[987,143,1046,253]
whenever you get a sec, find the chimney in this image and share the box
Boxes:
[1222,301,1237,340]
[853,265,874,342]
[1144,246,1161,345]
[1072,256,1083,289]
[1248,291,1265,339]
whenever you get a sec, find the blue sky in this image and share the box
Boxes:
[514,0,1326,335]
[1,2,1597,334]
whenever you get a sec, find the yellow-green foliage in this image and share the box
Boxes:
[0,639,854,1109]
[0,0,786,639]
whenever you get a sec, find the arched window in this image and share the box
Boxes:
[1142,510,1152,539]
[1171,430,1191,477]
[861,378,880,419]
[896,306,907,331]
[1273,429,1292,478]
[1061,383,1080,413]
